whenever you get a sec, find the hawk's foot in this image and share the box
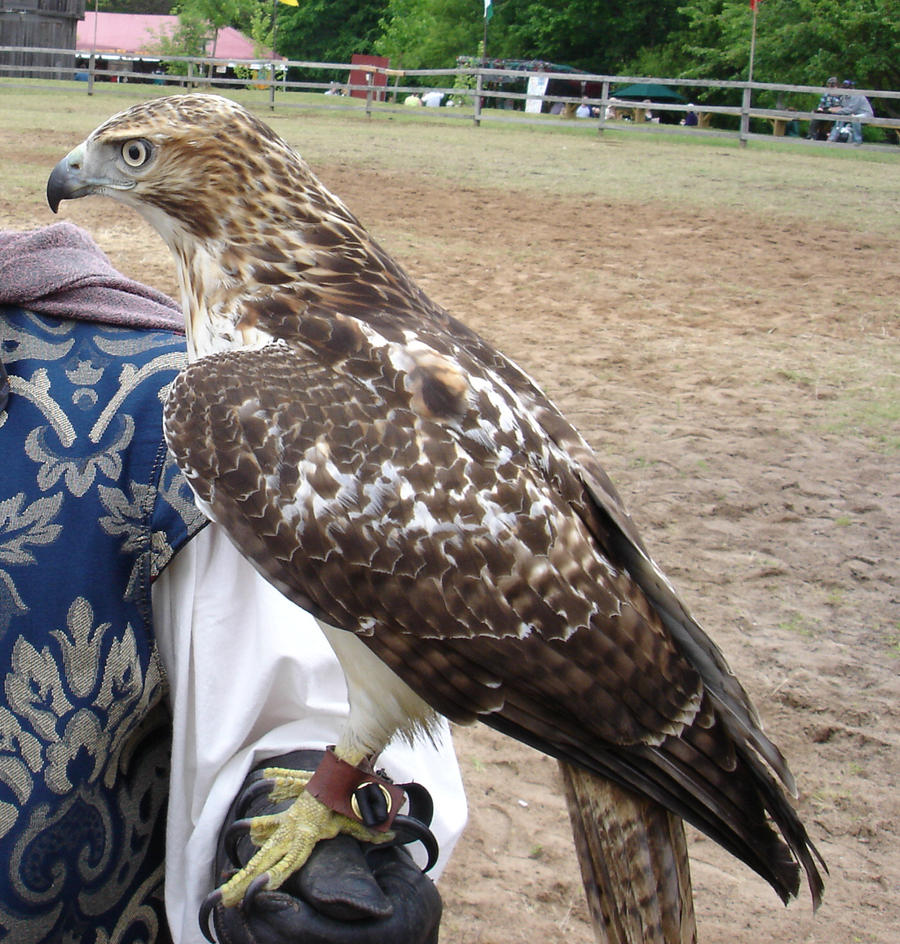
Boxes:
[216,787,393,907]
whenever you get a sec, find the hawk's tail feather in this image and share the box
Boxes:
[560,761,697,944]
[485,694,824,911]
[631,735,825,908]
[382,629,824,908]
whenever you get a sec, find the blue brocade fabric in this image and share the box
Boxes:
[0,308,207,943]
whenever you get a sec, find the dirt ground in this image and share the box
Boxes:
[7,139,898,943]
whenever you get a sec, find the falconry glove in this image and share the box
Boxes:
[203,750,442,944]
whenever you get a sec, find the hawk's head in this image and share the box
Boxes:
[48,94,424,357]
[48,94,335,247]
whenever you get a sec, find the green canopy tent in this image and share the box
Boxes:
[611,83,686,102]
[610,83,687,124]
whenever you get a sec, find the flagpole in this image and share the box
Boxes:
[748,1,758,83]
[740,0,760,147]
[272,0,278,59]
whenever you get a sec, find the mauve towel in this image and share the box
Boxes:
[0,222,183,332]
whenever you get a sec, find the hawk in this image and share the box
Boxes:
[47,94,824,939]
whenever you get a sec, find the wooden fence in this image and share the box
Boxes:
[2,46,899,150]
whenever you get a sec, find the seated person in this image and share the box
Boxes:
[807,76,841,140]
[828,80,873,144]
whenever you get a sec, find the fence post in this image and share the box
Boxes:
[474,71,483,127]
[87,52,95,96]
[187,60,194,89]
[365,71,373,117]
[269,62,276,110]
[597,79,609,135]
[740,85,751,147]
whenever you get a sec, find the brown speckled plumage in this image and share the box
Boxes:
[49,94,824,933]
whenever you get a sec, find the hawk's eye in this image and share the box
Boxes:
[121,139,153,168]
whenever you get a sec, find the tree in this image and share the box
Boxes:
[496,0,683,72]
[245,2,275,57]
[377,0,478,70]
[673,0,899,110]
[275,0,388,64]
[377,0,687,72]
[144,0,273,75]
[180,0,258,54]
[143,4,211,74]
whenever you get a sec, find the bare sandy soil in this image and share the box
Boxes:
[5,136,898,944]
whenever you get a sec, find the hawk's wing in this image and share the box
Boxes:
[164,338,822,904]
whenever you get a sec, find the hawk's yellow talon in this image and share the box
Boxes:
[261,765,314,804]
[216,787,393,908]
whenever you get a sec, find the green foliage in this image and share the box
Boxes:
[142,0,275,73]
[674,0,751,81]
[139,0,279,74]
[143,4,211,74]
[377,0,478,69]
[275,0,388,63]
[377,0,685,72]
[495,0,684,72]
[447,39,482,103]
[185,0,257,33]
[246,2,275,56]
[102,0,900,122]
[671,1,900,114]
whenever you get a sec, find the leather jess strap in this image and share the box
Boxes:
[304,748,406,832]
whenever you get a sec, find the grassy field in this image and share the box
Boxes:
[2,82,899,233]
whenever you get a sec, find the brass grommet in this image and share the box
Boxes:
[350,782,393,821]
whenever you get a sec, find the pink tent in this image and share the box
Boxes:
[76,12,280,61]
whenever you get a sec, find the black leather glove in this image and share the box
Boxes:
[202,751,442,944]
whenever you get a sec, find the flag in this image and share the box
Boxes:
[750,0,762,8]
[278,0,299,6]
[484,0,493,20]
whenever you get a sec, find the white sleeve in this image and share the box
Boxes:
[152,524,468,944]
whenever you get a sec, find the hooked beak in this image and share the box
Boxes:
[47,143,135,213]
[47,146,91,213]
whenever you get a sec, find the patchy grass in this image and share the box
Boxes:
[818,343,900,452]
[779,613,821,637]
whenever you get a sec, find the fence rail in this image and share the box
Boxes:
[2,47,899,150]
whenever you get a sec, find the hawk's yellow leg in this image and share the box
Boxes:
[217,765,393,907]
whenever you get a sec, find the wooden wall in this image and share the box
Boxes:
[0,0,85,78]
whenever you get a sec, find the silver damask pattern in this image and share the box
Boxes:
[0,308,206,942]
